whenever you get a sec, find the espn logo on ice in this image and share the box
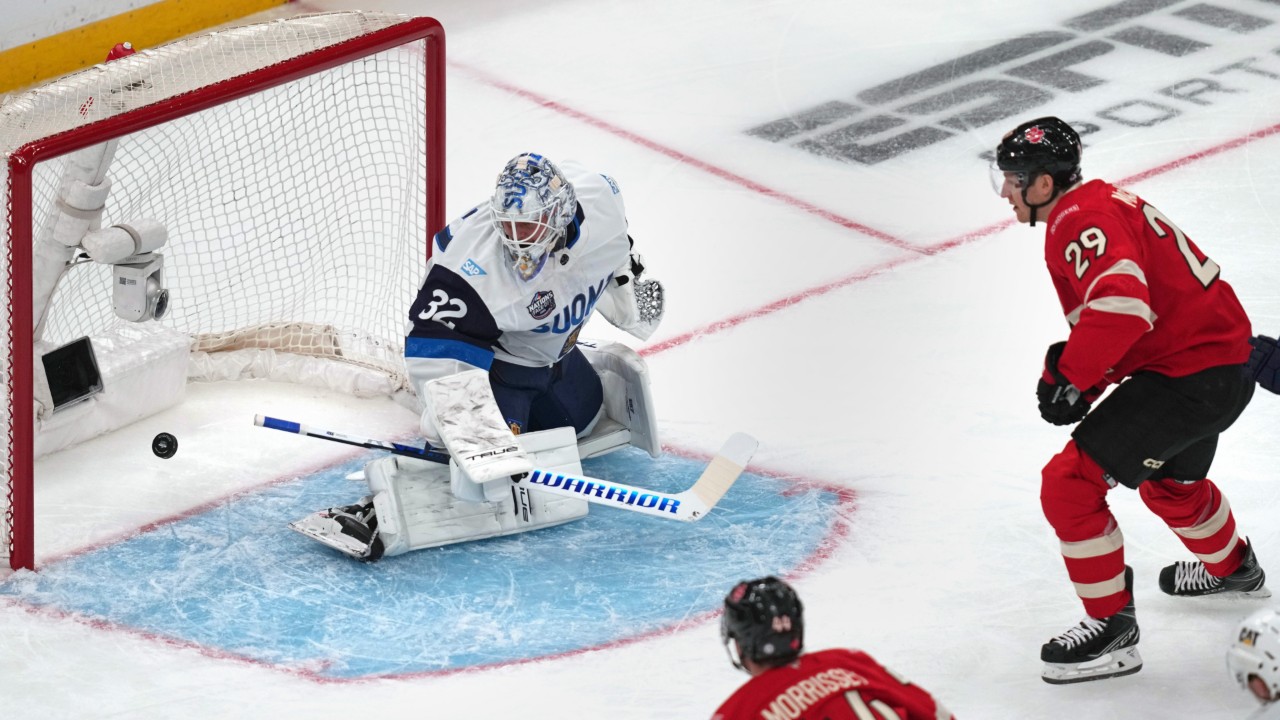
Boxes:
[748,0,1280,164]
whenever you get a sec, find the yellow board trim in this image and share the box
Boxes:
[0,0,291,95]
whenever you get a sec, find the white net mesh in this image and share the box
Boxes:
[0,11,439,569]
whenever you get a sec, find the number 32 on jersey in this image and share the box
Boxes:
[417,288,468,328]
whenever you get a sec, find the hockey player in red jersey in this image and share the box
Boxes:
[711,577,955,720]
[992,116,1269,685]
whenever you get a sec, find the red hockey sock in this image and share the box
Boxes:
[1042,441,1130,618]
[1140,478,1245,576]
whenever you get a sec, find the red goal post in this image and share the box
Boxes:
[0,12,445,570]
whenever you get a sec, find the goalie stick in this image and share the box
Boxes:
[254,414,757,522]
[255,415,451,463]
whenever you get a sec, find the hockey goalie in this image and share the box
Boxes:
[291,153,665,560]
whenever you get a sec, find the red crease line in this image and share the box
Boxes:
[455,61,1280,358]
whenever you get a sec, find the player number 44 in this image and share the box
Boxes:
[842,691,903,720]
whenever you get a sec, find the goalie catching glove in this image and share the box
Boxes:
[1037,341,1102,426]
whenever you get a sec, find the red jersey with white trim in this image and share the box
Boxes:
[711,649,955,720]
[1043,180,1251,390]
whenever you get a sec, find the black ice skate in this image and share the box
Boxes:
[1159,539,1270,598]
[288,496,385,561]
[1041,566,1142,684]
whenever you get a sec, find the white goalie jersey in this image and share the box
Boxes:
[294,158,673,560]
[405,161,654,390]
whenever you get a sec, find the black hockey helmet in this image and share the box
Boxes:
[995,116,1082,190]
[720,576,804,671]
[992,116,1082,225]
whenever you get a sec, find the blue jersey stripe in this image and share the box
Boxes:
[405,336,495,369]
[564,203,585,249]
[434,226,453,253]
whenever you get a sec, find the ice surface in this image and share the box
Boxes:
[4,1,1280,718]
[2,449,844,680]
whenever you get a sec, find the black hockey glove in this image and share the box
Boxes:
[1246,334,1280,395]
[1037,341,1098,426]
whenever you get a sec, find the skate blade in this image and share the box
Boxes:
[1172,587,1273,600]
[1042,647,1143,685]
[289,512,371,560]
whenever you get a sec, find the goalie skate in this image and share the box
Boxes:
[1041,566,1142,685]
[289,497,384,561]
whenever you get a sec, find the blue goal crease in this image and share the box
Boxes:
[0,448,843,680]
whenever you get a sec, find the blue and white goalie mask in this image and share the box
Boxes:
[489,153,577,281]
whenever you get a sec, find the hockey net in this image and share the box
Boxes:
[0,12,445,570]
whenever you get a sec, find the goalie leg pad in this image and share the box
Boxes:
[366,455,454,556]
[357,427,588,554]
[576,340,660,458]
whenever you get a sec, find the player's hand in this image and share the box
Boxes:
[1246,334,1280,395]
[1036,341,1099,426]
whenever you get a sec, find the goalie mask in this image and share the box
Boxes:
[721,576,804,672]
[1228,608,1280,705]
[490,153,577,281]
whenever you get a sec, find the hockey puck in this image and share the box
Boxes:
[152,432,178,459]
